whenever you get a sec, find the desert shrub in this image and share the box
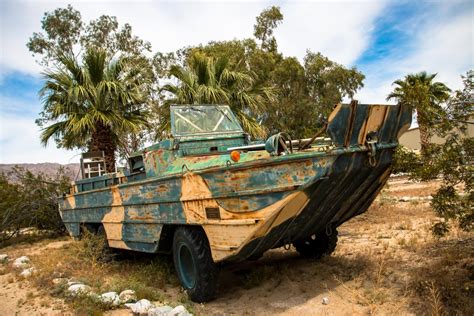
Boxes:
[72,230,115,267]
[426,135,473,235]
[398,71,473,236]
[0,166,71,243]
[392,145,422,174]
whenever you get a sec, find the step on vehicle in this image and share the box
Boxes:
[59,102,411,302]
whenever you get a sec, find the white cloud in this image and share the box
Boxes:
[0,113,81,164]
[399,11,473,89]
[0,0,386,78]
[0,0,270,78]
[356,7,473,104]
[277,1,386,65]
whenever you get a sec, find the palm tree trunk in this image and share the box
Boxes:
[418,123,431,156]
[90,122,117,173]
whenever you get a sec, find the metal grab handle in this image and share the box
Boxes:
[365,131,378,167]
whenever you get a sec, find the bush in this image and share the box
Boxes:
[0,166,71,243]
[399,71,473,236]
[392,145,422,174]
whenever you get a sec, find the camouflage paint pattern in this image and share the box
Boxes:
[59,103,411,263]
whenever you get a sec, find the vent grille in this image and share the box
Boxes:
[205,207,220,220]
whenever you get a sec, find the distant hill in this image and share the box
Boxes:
[0,163,81,181]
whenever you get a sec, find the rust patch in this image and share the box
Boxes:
[327,103,342,123]
[128,209,154,221]
[364,105,388,137]
[157,185,168,192]
[229,172,251,181]
[102,186,127,248]
[181,172,213,201]
[66,195,76,209]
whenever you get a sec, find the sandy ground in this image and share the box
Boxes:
[0,240,72,315]
[0,177,472,315]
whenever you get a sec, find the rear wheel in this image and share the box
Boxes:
[293,229,338,259]
[173,227,218,303]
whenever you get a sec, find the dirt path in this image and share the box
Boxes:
[0,273,69,315]
[0,239,72,315]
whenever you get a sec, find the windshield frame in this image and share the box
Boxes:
[170,104,244,137]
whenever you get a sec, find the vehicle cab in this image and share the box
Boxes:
[170,104,249,156]
[130,105,251,179]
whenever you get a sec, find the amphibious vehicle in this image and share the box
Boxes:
[59,102,411,302]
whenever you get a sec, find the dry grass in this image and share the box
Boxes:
[408,236,474,315]
[28,233,178,314]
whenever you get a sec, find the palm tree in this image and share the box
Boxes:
[387,71,451,154]
[160,53,274,138]
[38,48,151,172]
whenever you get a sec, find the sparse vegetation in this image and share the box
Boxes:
[20,234,177,313]
[0,166,70,244]
[0,3,468,315]
[0,178,472,314]
[390,71,473,236]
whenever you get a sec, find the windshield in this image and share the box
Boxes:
[171,105,243,136]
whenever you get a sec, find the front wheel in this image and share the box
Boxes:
[293,229,338,259]
[173,227,218,302]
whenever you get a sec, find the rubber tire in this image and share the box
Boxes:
[173,227,218,303]
[293,229,338,259]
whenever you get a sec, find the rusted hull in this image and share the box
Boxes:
[229,148,393,261]
[60,145,393,262]
[59,102,412,263]
[60,152,334,260]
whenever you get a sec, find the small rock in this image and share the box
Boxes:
[12,256,30,269]
[0,254,8,263]
[148,305,173,316]
[119,289,137,303]
[67,284,91,296]
[19,267,36,278]
[322,297,329,305]
[99,291,121,306]
[52,278,68,285]
[168,305,192,316]
[124,299,154,314]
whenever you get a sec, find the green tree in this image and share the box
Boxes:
[27,5,151,65]
[264,52,364,137]
[28,5,155,161]
[387,72,451,155]
[160,53,274,138]
[154,6,365,140]
[0,167,71,244]
[421,71,473,235]
[253,6,283,52]
[392,71,473,235]
[38,48,151,172]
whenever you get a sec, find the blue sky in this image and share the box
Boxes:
[0,0,472,164]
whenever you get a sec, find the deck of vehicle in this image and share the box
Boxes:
[59,102,411,302]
